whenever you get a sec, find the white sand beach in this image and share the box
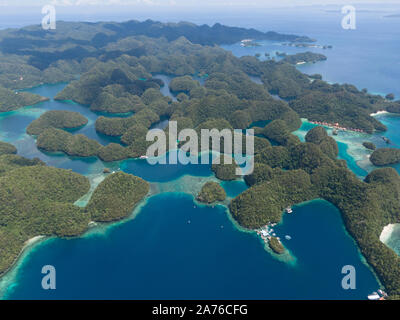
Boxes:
[380,224,395,243]
[370,110,389,117]
[24,236,45,248]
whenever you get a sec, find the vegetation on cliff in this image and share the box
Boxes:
[86,172,149,222]
[269,237,285,254]
[370,148,400,166]
[27,110,88,135]
[98,143,132,162]
[305,126,338,159]
[36,128,102,157]
[196,181,226,204]
[363,142,376,151]
[212,155,239,181]
[169,76,200,94]
[36,127,132,162]
[282,52,327,65]
[0,156,90,275]
[0,141,17,156]
[0,86,48,112]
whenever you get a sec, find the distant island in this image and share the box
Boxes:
[281,52,327,65]
[0,87,48,112]
[269,236,285,254]
[26,110,88,135]
[0,147,148,276]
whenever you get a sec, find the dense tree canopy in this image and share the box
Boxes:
[197,181,226,204]
[27,110,88,135]
[86,172,149,222]
[370,148,400,166]
[0,141,17,156]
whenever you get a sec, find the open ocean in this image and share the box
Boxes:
[0,5,400,299]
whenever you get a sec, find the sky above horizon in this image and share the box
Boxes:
[0,0,399,8]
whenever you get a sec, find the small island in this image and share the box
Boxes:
[212,155,239,181]
[196,181,226,204]
[0,151,91,275]
[363,142,377,151]
[97,143,132,162]
[36,128,102,157]
[269,237,285,254]
[27,110,88,135]
[169,76,200,94]
[370,148,400,166]
[305,126,338,159]
[282,52,327,65]
[35,127,133,161]
[0,141,17,156]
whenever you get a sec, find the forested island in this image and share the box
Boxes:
[27,110,88,135]
[0,141,148,275]
[0,19,400,298]
[281,52,327,65]
[363,142,377,151]
[196,182,226,204]
[370,148,400,166]
[269,237,285,254]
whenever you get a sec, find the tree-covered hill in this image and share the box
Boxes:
[0,86,48,112]
[26,110,88,135]
[230,126,400,296]
[0,146,148,275]
[86,172,149,222]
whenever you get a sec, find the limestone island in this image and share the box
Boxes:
[370,148,400,166]
[269,236,285,254]
[363,142,377,151]
[196,181,226,204]
[0,86,49,112]
[26,110,88,135]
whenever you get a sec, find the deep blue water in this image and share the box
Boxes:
[2,6,400,299]
[2,194,378,300]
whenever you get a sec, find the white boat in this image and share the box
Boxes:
[367,292,380,300]
[139,155,148,159]
[285,235,291,240]
[286,207,293,214]
[378,289,387,297]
